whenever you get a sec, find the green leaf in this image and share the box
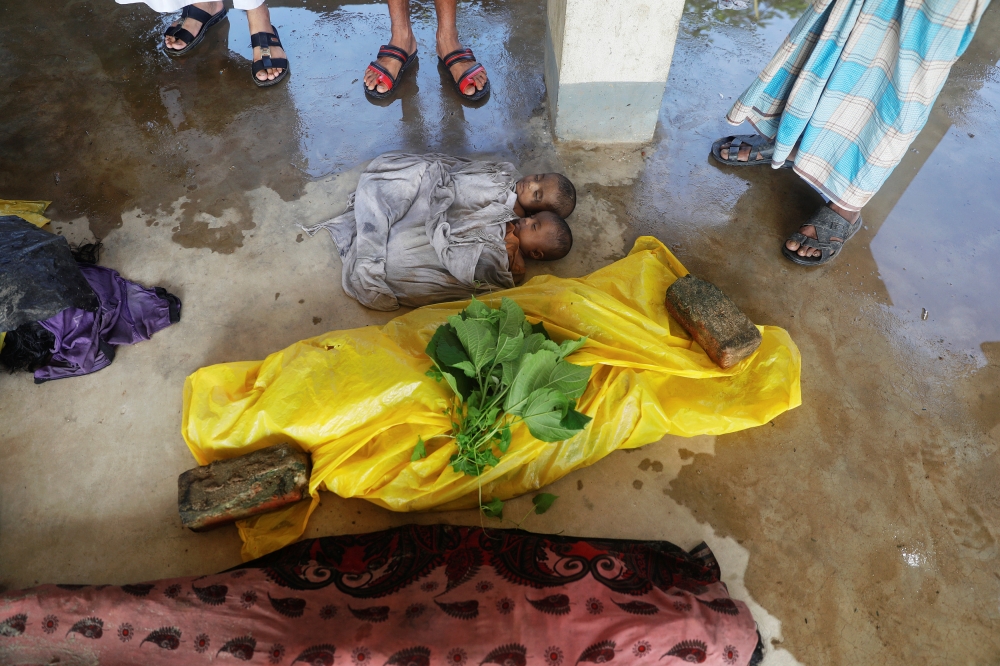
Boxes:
[520,388,591,442]
[540,339,561,353]
[465,297,490,320]
[545,360,592,400]
[501,359,520,388]
[411,437,427,461]
[557,336,587,360]
[438,338,471,367]
[532,493,558,514]
[439,370,462,398]
[521,332,548,356]
[448,316,497,371]
[498,298,526,339]
[521,320,533,337]
[452,360,478,378]
[504,350,559,414]
[504,352,592,412]
[531,321,551,339]
[497,426,512,453]
[426,324,474,398]
[452,457,480,476]
[494,331,525,364]
[481,497,504,519]
[560,405,592,431]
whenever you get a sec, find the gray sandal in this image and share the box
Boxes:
[782,207,862,266]
[711,134,793,168]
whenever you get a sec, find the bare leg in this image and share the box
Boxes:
[164,1,223,50]
[363,0,418,93]
[434,0,487,96]
[247,4,286,82]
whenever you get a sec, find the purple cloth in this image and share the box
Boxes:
[35,265,177,382]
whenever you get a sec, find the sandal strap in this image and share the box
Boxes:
[724,135,774,162]
[366,61,396,90]
[167,27,196,44]
[457,63,485,90]
[251,31,282,49]
[253,57,289,74]
[181,4,214,23]
[786,231,836,263]
[441,48,476,67]
[377,44,409,63]
[807,206,854,240]
[786,208,858,263]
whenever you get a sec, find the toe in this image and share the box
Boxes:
[785,239,800,251]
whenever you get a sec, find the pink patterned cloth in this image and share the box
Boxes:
[0,526,761,665]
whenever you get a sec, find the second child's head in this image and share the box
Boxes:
[515,174,576,218]
[513,211,573,261]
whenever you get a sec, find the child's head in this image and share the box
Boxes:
[515,173,576,218]
[513,211,573,261]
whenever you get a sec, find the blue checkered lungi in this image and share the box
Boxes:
[727,0,991,210]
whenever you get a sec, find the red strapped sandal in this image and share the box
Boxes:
[438,47,490,102]
[364,44,417,100]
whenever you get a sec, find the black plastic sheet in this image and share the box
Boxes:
[0,215,98,331]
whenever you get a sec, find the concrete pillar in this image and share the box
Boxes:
[544,0,685,143]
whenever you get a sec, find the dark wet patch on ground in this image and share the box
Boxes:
[0,0,550,252]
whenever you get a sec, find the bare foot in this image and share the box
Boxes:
[164,1,223,50]
[248,4,286,82]
[785,203,861,258]
[364,33,417,94]
[436,36,487,96]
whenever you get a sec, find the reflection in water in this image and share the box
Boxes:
[871,121,1000,362]
[226,1,543,177]
[681,0,810,39]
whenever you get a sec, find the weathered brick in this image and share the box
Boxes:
[665,275,762,369]
[178,443,311,532]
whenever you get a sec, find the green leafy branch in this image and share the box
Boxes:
[415,297,592,480]
[481,493,559,528]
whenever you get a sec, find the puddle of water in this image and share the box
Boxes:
[871,71,1000,363]
[225,0,545,177]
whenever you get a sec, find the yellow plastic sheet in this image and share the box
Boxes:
[0,199,51,227]
[183,237,801,560]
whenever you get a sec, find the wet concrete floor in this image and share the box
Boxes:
[1,0,999,664]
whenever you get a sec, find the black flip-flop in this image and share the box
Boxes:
[250,26,290,88]
[711,134,793,168]
[163,5,228,58]
[438,48,490,102]
[364,45,417,100]
[782,207,862,266]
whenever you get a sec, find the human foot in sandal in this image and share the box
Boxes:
[711,134,793,168]
[364,32,418,96]
[437,41,489,99]
[248,4,288,85]
[783,203,862,266]
[164,1,227,55]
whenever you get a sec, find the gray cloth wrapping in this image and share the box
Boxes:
[302,153,521,311]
